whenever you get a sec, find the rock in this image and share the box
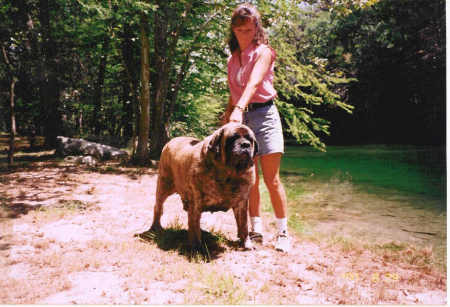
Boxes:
[56,136,129,161]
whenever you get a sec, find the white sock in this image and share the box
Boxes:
[250,216,262,233]
[276,217,288,234]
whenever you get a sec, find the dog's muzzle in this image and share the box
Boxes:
[230,140,254,171]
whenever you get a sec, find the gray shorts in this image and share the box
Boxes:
[244,104,284,156]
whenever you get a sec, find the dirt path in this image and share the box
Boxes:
[0,162,446,304]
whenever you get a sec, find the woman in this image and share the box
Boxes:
[223,3,290,253]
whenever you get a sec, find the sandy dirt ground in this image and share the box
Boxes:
[0,161,446,304]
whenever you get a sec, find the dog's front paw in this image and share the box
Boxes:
[149,223,163,232]
[242,236,255,250]
[190,239,203,252]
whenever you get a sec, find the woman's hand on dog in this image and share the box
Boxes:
[228,107,243,124]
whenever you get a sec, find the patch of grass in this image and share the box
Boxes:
[368,242,436,268]
[34,199,95,220]
[324,235,361,254]
[282,145,445,207]
[186,268,247,304]
[376,242,407,252]
[53,199,92,211]
[288,212,308,234]
[316,278,368,304]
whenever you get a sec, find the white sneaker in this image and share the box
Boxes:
[249,231,264,244]
[275,231,290,253]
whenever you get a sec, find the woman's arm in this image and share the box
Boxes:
[229,47,273,123]
[220,96,234,125]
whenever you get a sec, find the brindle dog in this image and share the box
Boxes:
[149,123,258,250]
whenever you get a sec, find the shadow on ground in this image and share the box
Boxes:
[91,162,158,180]
[136,228,239,262]
[1,155,158,181]
[0,202,43,219]
[0,153,58,173]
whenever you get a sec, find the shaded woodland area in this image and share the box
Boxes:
[0,0,445,165]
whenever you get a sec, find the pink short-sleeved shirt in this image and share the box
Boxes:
[227,43,277,105]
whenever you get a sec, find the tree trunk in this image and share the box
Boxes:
[148,1,194,159]
[120,22,139,145]
[132,97,140,157]
[39,0,62,148]
[134,11,151,165]
[2,42,18,167]
[8,78,17,167]
[149,2,169,159]
[93,35,110,136]
[121,80,133,139]
[79,109,83,135]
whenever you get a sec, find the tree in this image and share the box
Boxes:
[146,0,354,154]
[329,0,445,144]
[39,0,63,148]
[1,45,18,166]
[256,0,354,150]
[148,0,231,158]
[5,0,416,159]
[119,20,140,147]
[0,0,33,165]
[135,7,151,164]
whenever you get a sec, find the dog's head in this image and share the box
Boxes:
[204,123,258,172]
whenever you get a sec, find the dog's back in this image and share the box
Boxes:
[158,136,201,194]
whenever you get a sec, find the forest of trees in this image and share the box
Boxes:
[0,0,445,164]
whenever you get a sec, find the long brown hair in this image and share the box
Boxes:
[227,3,268,54]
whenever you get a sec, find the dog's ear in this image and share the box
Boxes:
[246,129,258,158]
[206,126,225,161]
[253,138,259,158]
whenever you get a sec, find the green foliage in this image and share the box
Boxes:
[1,0,443,153]
[167,1,232,138]
[257,0,354,150]
[0,0,356,151]
[319,0,381,17]
[170,0,356,150]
